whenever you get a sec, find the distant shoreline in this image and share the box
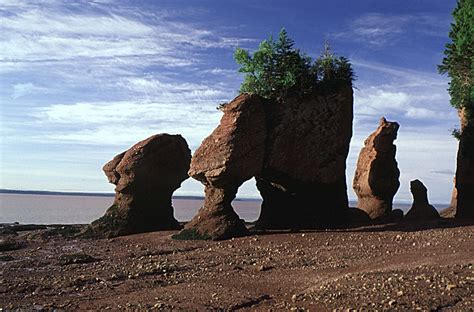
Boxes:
[0,189,260,202]
[1,189,450,208]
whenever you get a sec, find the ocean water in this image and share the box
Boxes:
[0,193,261,224]
[0,193,427,225]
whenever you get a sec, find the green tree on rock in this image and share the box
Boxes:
[234,29,354,99]
[438,0,474,217]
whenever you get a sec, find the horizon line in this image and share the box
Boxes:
[0,188,450,207]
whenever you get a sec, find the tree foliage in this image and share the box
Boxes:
[439,0,474,158]
[438,0,473,114]
[234,29,354,99]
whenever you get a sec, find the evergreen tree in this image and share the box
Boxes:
[234,29,353,99]
[438,0,473,114]
[438,0,474,217]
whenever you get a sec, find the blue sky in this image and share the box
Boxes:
[0,0,459,204]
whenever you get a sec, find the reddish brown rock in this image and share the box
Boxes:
[353,117,400,219]
[405,180,440,220]
[177,94,266,240]
[103,151,126,185]
[84,134,191,238]
[441,178,457,218]
[256,85,354,229]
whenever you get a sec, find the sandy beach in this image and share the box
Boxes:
[1,220,473,311]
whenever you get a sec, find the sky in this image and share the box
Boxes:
[0,0,460,204]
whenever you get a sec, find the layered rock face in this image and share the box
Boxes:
[85,134,191,238]
[178,94,266,240]
[256,85,354,228]
[353,117,400,219]
[405,180,440,220]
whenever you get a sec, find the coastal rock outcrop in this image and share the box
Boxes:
[180,84,354,239]
[85,134,191,238]
[256,85,354,228]
[177,94,266,240]
[405,180,440,220]
[353,117,400,219]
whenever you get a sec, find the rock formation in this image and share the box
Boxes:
[179,84,354,239]
[405,180,440,220]
[177,94,266,240]
[85,134,191,238]
[256,85,354,228]
[353,117,400,219]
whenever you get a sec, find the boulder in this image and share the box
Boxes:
[405,180,440,220]
[353,117,400,219]
[177,94,266,240]
[84,134,191,238]
[256,85,354,228]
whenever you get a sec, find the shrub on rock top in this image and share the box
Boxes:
[234,28,355,99]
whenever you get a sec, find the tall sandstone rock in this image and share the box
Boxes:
[178,94,266,240]
[84,134,191,238]
[353,117,400,219]
[256,85,354,228]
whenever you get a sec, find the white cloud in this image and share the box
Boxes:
[40,100,218,124]
[0,4,253,67]
[35,99,222,148]
[351,60,456,126]
[11,82,38,99]
[335,13,449,46]
[120,77,230,99]
[354,87,455,121]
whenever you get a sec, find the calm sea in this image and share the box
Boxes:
[0,193,425,225]
[0,193,261,224]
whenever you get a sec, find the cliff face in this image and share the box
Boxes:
[180,84,354,239]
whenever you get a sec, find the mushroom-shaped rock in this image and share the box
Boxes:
[405,180,440,220]
[84,134,191,238]
[256,85,354,229]
[177,94,266,240]
[353,117,400,219]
